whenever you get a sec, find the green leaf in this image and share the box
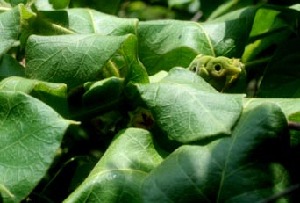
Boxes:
[68,8,138,36]
[207,0,256,21]
[0,54,25,78]
[168,0,200,13]
[49,0,70,9]
[19,6,72,45]
[64,128,163,202]
[161,67,217,92]
[69,0,122,15]
[149,70,168,83]
[142,103,289,202]
[0,91,71,202]
[5,0,26,7]
[0,76,68,116]
[257,38,300,97]
[243,97,300,121]
[83,77,124,107]
[138,18,251,75]
[0,6,20,55]
[129,68,243,143]
[25,34,140,88]
[242,7,294,62]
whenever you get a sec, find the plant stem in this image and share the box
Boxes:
[288,121,300,131]
[258,184,300,203]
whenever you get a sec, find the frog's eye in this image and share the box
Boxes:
[189,64,197,73]
[211,63,226,77]
[190,65,197,72]
[213,64,222,71]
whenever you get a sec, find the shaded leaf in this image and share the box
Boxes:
[64,128,163,202]
[0,76,68,116]
[242,7,295,62]
[69,0,122,15]
[83,77,124,107]
[257,38,300,97]
[0,54,25,78]
[168,0,200,13]
[142,103,289,202]
[19,6,72,46]
[0,91,71,202]
[129,68,243,142]
[5,0,26,6]
[207,0,256,21]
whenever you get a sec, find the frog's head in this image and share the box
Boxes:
[188,54,245,92]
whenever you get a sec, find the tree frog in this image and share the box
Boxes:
[188,54,246,92]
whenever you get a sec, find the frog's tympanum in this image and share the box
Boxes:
[188,54,246,92]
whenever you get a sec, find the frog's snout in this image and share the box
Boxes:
[226,67,242,76]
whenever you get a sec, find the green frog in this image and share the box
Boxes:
[188,54,246,92]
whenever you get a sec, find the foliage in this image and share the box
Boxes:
[0,0,300,202]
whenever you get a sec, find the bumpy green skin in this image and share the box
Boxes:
[188,54,246,92]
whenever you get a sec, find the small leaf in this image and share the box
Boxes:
[64,128,163,202]
[0,91,71,202]
[142,103,289,202]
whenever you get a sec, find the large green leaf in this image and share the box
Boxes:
[0,76,68,116]
[257,38,300,98]
[0,6,20,55]
[242,7,295,62]
[68,8,138,36]
[129,68,243,143]
[138,18,251,75]
[0,91,72,202]
[64,128,163,203]
[142,103,290,202]
[25,33,143,88]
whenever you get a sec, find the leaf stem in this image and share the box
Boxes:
[0,7,11,12]
[258,184,300,203]
[288,121,300,131]
[244,57,272,67]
